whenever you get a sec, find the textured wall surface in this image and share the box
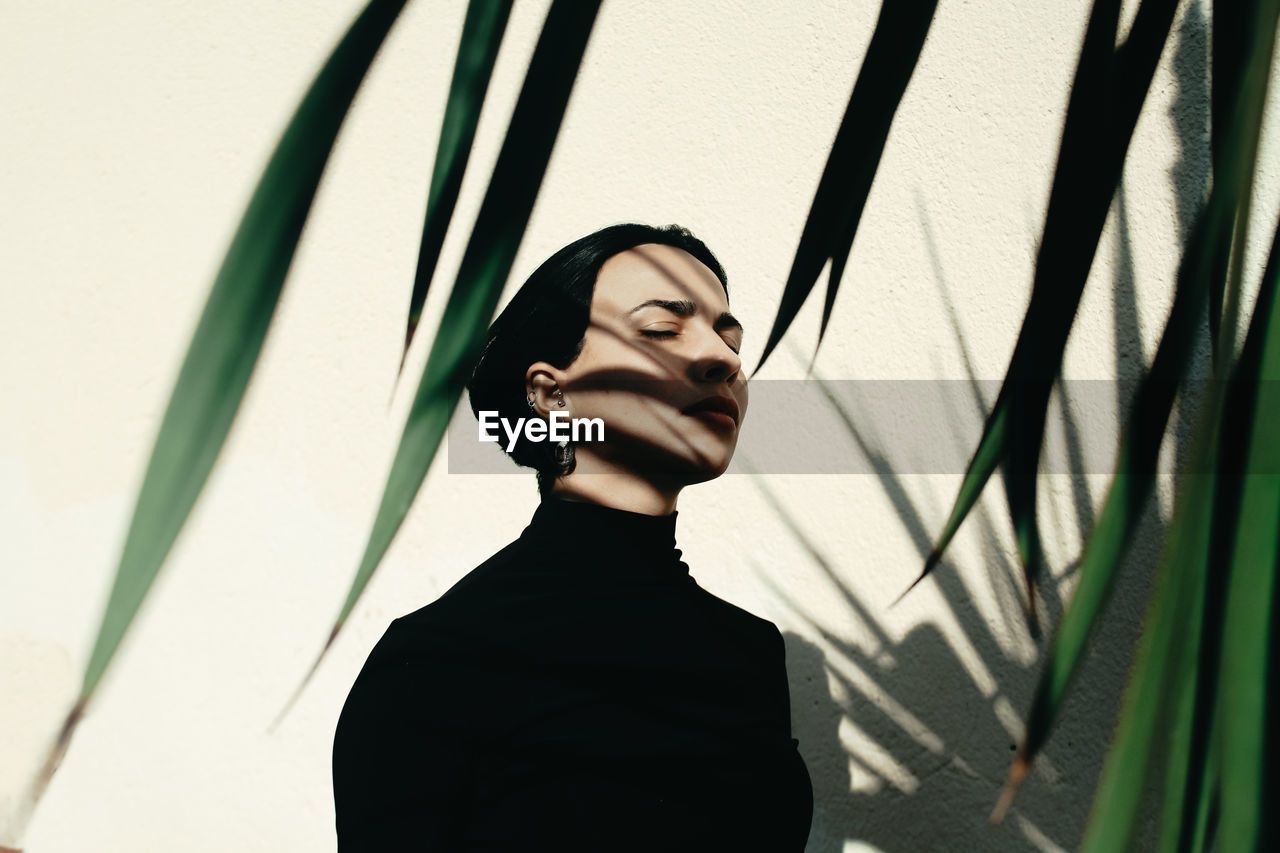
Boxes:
[3,1,1278,850]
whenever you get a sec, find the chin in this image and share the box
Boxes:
[680,463,731,486]
[683,438,736,478]
[598,425,736,483]
[644,446,735,484]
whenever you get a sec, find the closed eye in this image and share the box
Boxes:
[640,328,741,354]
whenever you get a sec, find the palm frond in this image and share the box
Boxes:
[274,0,603,722]
[397,0,514,379]
[22,0,409,836]
[752,0,938,375]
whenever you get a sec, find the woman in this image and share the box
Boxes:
[332,224,813,850]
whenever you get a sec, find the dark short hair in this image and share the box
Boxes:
[466,222,729,496]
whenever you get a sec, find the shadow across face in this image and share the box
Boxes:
[524,243,749,486]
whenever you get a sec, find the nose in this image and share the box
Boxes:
[688,331,742,384]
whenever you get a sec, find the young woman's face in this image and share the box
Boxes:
[546,243,748,484]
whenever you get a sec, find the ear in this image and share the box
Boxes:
[525,363,567,417]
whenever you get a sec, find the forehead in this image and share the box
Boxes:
[592,243,727,314]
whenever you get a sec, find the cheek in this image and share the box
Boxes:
[577,389,679,423]
[571,390,687,448]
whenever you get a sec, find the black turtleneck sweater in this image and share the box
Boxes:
[332,497,813,850]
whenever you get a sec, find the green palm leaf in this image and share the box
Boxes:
[1208,0,1274,366]
[274,0,602,722]
[993,195,1225,818]
[991,0,1279,822]
[1215,216,1280,853]
[396,0,514,378]
[1079,202,1280,853]
[1078,443,1217,852]
[751,0,937,375]
[22,0,409,833]
[903,0,1178,623]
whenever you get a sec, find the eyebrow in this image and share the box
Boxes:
[625,298,744,334]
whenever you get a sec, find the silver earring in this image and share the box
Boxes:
[555,439,572,468]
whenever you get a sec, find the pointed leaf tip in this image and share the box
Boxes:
[14,696,88,846]
[893,551,942,606]
[397,0,515,381]
[991,752,1030,824]
[268,623,342,733]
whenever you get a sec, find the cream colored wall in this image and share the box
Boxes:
[3,1,1275,851]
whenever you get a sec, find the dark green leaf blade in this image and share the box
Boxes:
[752,0,937,376]
[1164,210,1280,853]
[1077,464,1216,853]
[998,0,1177,624]
[1077,176,1280,853]
[1074,336,1233,849]
[275,0,602,723]
[1186,734,1220,853]
[995,0,1280,828]
[398,0,514,377]
[908,0,1178,604]
[81,0,408,708]
[811,0,937,356]
[1207,0,1276,365]
[1204,0,1236,358]
[999,189,1228,813]
[1216,207,1280,853]
[25,0,408,835]
[895,399,1007,602]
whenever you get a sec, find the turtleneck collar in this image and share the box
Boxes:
[519,496,689,580]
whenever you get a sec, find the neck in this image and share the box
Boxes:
[548,452,681,516]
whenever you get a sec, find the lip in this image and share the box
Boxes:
[682,394,740,427]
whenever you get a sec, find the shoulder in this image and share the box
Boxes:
[346,533,556,677]
[335,598,498,740]
[686,579,786,658]
[392,535,537,634]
